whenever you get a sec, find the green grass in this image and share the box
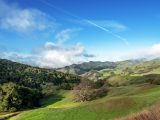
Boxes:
[9,84,160,120]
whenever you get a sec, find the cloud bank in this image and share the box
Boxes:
[0,29,94,68]
[1,43,94,68]
[2,43,160,68]
[0,0,94,68]
[35,42,89,68]
[120,43,160,60]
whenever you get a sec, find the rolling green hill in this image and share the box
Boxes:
[1,58,160,120]
[0,59,80,112]
[9,84,160,120]
[57,59,160,76]
[57,61,117,75]
[103,59,160,76]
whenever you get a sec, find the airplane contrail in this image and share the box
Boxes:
[39,0,129,45]
[85,20,129,45]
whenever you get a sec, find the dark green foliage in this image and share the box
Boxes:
[41,82,57,96]
[0,82,42,112]
[0,59,80,112]
[128,74,160,85]
[145,74,160,84]
[60,83,73,90]
[0,59,80,89]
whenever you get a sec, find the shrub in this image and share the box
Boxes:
[41,82,57,96]
[128,74,160,85]
[73,79,108,102]
[60,83,72,90]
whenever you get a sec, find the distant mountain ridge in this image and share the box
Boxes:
[56,58,160,86]
[56,61,117,75]
[56,60,144,75]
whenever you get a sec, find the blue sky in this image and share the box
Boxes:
[0,0,160,68]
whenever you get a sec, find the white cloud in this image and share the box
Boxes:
[2,43,160,67]
[0,0,56,32]
[0,42,94,68]
[119,43,160,60]
[55,29,76,44]
[81,43,160,62]
[36,42,87,68]
[0,29,94,68]
[0,1,96,68]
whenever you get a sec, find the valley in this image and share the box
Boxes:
[1,59,160,120]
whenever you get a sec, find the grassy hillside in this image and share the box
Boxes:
[57,59,160,77]
[57,61,117,75]
[0,59,80,112]
[81,70,102,81]
[119,104,160,120]
[1,58,160,120]
[10,84,160,120]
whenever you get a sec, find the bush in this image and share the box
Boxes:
[128,74,160,85]
[145,74,160,84]
[73,79,108,102]
[0,82,42,112]
[41,82,57,96]
[60,83,72,90]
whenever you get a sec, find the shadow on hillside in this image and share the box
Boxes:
[40,94,64,108]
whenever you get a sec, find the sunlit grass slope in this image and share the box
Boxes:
[9,84,160,120]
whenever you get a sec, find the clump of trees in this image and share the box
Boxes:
[0,59,80,112]
[128,74,160,85]
[73,79,108,102]
[41,82,57,96]
[0,82,42,112]
[0,59,80,90]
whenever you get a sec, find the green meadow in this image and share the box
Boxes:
[9,84,160,120]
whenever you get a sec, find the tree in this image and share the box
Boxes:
[0,59,81,112]
[0,59,80,89]
[73,79,108,102]
[41,82,57,96]
[0,82,41,112]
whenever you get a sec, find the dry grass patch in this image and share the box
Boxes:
[117,104,160,120]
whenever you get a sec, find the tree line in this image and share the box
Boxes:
[0,59,80,112]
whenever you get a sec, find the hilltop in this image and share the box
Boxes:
[1,58,160,120]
